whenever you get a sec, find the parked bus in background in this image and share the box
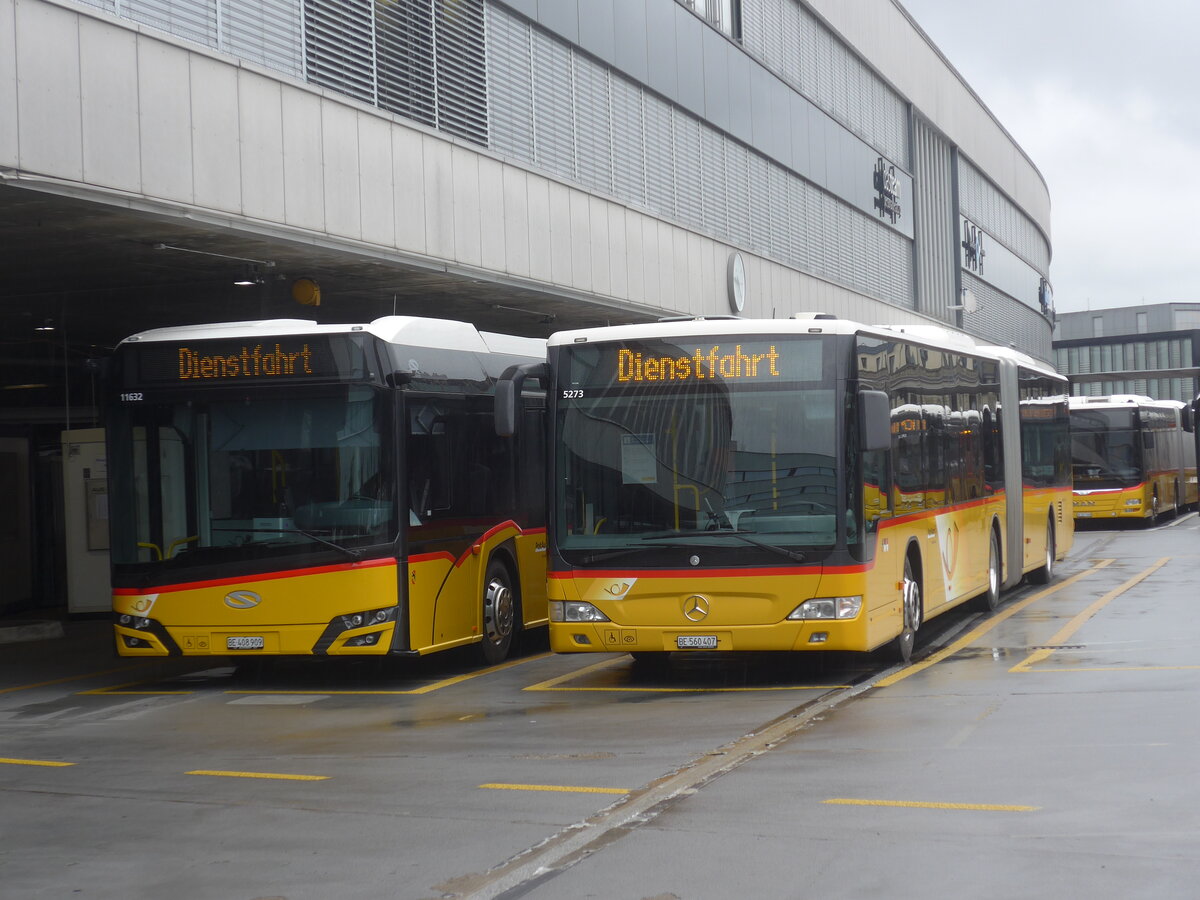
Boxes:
[107,316,547,665]
[497,315,1073,664]
[1068,394,1197,523]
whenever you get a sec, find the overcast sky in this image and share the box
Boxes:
[899,0,1198,313]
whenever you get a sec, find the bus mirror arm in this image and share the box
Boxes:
[495,362,548,437]
[859,389,892,453]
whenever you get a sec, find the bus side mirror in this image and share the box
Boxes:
[859,389,892,452]
[1182,404,1195,434]
[495,362,548,436]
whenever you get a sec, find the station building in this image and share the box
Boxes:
[1,0,1057,616]
[1053,303,1200,404]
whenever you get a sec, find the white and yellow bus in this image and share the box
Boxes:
[1069,394,1198,522]
[107,316,547,664]
[499,315,1072,663]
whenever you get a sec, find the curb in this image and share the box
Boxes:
[0,620,66,645]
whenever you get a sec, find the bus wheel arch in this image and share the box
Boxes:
[893,544,923,663]
[479,547,521,665]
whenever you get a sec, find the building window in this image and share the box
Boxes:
[1136,311,1148,334]
[1092,316,1104,337]
[678,0,741,40]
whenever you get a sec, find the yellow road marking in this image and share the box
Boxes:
[0,757,75,767]
[824,798,1038,812]
[186,769,329,781]
[525,656,849,693]
[2,664,146,695]
[480,782,630,795]
[81,682,192,696]
[1010,558,1170,672]
[875,560,1115,688]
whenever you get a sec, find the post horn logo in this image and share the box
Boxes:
[224,590,262,609]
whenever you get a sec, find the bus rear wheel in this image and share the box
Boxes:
[893,556,922,663]
[974,529,1001,613]
[1028,518,1055,584]
[479,558,517,665]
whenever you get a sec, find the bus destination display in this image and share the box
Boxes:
[131,335,368,385]
[568,338,823,389]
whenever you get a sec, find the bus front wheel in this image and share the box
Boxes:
[480,558,517,665]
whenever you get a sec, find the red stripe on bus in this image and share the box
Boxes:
[112,557,396,595]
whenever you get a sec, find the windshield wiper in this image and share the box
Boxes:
[697,531,808,563]
[214,527,365,562]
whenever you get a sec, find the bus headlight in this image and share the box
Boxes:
[1125,499,1141,506]
[340,607,396,630]
[786,597,862,621]
[549,601,611,623]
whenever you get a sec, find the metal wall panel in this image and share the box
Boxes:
[281,88,326,231]
[189,55,241,212]
[15,1,83,179]
[137,39,195,204]
[238,72,287,223]
[79,18,141,192]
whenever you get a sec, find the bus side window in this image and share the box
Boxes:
[408,402,451,518]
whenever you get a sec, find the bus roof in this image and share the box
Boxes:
[1068,394,1181,410]
[118,315,545,359]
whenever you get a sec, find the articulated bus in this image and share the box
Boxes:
[498,315,1072,663]
[1068,395,1197,522]
[107,316,548,664]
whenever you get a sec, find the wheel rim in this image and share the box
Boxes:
[1044,524,1054,577]
[483,577,514,647]
[900,561,921,658]
[988,536,1000,603]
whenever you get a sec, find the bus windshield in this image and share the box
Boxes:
[1069,408,1142,488]
[554,335,841,565]
[108,385,396,573]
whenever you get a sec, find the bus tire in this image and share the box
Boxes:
[1028,517,1055,585]
[479,556,517,665]
[893,553,922,663]
[974,528,1002,613]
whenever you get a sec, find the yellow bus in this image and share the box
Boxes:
[1069,395,1198,522]
[498,315,1072,663]
[107,316,548,664]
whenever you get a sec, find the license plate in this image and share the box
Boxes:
[227,636,265,650]
[677,635,718,650]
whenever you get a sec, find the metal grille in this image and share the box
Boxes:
[123,0,218,48]
[958,158,1050,274]
[964,273,1052,362]
[741,0,908,166]
[304,1,377,105]
[912,118,956,321]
